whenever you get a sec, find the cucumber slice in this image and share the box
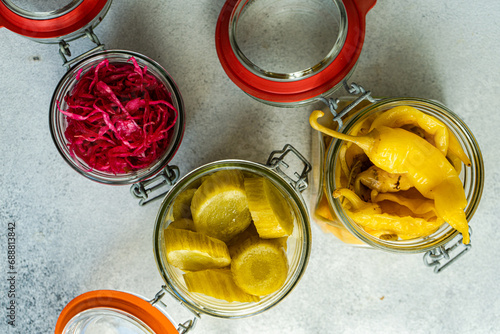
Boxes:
[166,218,195,231]
[184,268,260,303]
[230,236,288,296]
[191,170,252,242]
[163,228,231,271]
[172,188,197,220]
[244,177,293,238]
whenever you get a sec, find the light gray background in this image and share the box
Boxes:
[1,0,499,333]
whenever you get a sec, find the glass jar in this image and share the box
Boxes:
[215,0,485,271]
[153,156,311,318]
[311,93,484,271]
[216,0,376,107]
[56,290,181,333]
[1,1,187,204]
[49,50,185,186]
[56,145,313,332]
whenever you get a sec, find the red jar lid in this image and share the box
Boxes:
[0,0,110,40]
[55,290,178,334]
[215,0,376,105]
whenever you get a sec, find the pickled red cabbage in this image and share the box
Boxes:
[58,57,178,174]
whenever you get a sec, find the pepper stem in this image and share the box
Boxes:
[309,110,373,151]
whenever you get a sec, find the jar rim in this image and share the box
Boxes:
[49,49,185,185]
[0,0,111,41]
[153,159,311,318]
[55,290,178,334]
[325,97,484,253]
[1,0,84,20]
[230,0,348,82]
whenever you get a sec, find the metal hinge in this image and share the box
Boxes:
[266,144,312,193]
[58,26,105,70]
[423,227,472,273]
[319,81,377,130]
[130,165,180,206]
[149,286,200,334]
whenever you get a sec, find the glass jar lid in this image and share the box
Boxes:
[215,0,376,106]
[55,290,178,334]
[0,0,111,41]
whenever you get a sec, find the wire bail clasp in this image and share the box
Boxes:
[130,165,180,206]
[266,144,312,193]
[423,227,472,273]
[319,82,377,130]
[149,286,200,334]
[58,26,105,70]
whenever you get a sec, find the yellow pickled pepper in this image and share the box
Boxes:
[355,165,413,193]
[369,106,471,166]
[334,188,443,239]
[310,109,470,244]
[370,190,437,217]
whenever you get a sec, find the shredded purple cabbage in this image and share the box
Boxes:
[58,57,178,174]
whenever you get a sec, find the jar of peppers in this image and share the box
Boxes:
[309,90,484,272]
[215,0,484,271]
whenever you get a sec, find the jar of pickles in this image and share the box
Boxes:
[310,86,484,272]
[56,145,313,333]
[153,149,311,319]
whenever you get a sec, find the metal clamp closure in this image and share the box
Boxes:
[319,82,377,130]
[130,165,180,206]
[266,144,312,193]
[58,26,105,70]
[423,227,472,273]
[149,286,200,334]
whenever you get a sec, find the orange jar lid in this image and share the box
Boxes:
[215,0,376,105]
[55,290,178,334]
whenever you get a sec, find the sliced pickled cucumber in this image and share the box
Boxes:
[227,223,258,249]
[163,228,231,271]
[184,269,260,303]
[231,236,288,296]
[244,177,294,239]
[191,170,252,242]
[167,218,195,231]
[275,236,288,251]
[227,223,288,253]
[172,188,197,221]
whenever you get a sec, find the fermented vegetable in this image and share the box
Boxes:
[310,106,470,243]
[58,57,178,174]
